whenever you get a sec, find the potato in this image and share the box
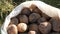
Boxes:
[7,24,18,34]
[17,23,27,32]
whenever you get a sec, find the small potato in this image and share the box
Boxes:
[39,22,51,34]
[49,18,60,32]
[21,7,31,16]
[10,17,18,25]
[17,23,27,32]
[29,13,41,23]
[29,24,38,32]
[28,31,36,34]
[29,4,42,15]
[19,15,28,24]
[7,24,18,34]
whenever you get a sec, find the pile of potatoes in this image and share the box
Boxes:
[7,5,60,34]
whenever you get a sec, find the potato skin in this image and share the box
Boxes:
[10,17,18,25]
[39,22,51,34]
[7,24,18,34]
[29,24,38,32]
[29,13,41,23]
[19,15,28,24]
[17,23,27,32]
[21,7,31,16]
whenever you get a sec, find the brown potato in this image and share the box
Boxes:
[19,15,28,24]
[10,17,18,25]
[39,22,51,34]
[29,24,38,32]
[17,23,27,32]
[29,13,41,23]
[49,18,60,32]
[21,7,31,16]
[7,24,18,34]
[29,4,42,15]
